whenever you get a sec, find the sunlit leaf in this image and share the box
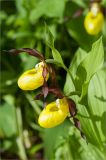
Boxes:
[45,26,65,67]
[54,127,105,160]
[75,37,104,104]
[77,68,106,154]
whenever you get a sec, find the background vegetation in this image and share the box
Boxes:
[0,0,106,159]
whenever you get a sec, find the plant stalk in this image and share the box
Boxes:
[15,106,28,160]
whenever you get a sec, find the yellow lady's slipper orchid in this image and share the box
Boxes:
[18,62,49,90]
[38,98,69,128]
[84,3,104,35]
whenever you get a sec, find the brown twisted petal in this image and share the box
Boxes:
[6,48,44,61]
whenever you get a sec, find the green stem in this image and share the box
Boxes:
[15,106,28,160]
[63,65,76,88]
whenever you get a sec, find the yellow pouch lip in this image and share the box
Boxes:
[38,98,69,128]
[22,68,37,75]
[84,11,104,35]
[18,62,49,90]
[45,102,59,112]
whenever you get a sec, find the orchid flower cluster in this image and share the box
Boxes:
[7,48,84,138]
[17,60,69,128]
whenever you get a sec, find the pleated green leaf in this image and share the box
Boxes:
[64,38,106,157]
[54,128,105,160]
[75,37,104,104]
[77,68,106,156]
[88,68,106,143]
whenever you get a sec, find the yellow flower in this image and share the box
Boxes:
[84,4,104,35]
[18,62,49,90]
[38,98,69,128]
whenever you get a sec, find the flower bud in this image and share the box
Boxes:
[38,98,69,128]
[84,4,104,35]
[18,62,49,90]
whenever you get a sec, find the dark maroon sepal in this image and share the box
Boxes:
[48,65,57,87]
[49,88,64,99]
[81,132,87,142]
[68,99,77,117]
[42,65,49,99]
[5,48,44,61]
[74,118,81,130]
[42,66,48,82]
[73,118,86,141]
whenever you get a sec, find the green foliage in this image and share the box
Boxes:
[65,1,96,50]
[43,119,71,159]
[0,96,18,138]
[75,38,104,103]
[30,0,66,23]
[45,25,65,66]
[63,37,106,158]
[0,71,18,94]
[1,0,106,159]
[77,68,106,155]
[43,27,106,159]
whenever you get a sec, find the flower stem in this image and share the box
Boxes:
[63,65,76,88]
[15,106,28,160]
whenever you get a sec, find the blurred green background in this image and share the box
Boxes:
[0,0,106,159]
